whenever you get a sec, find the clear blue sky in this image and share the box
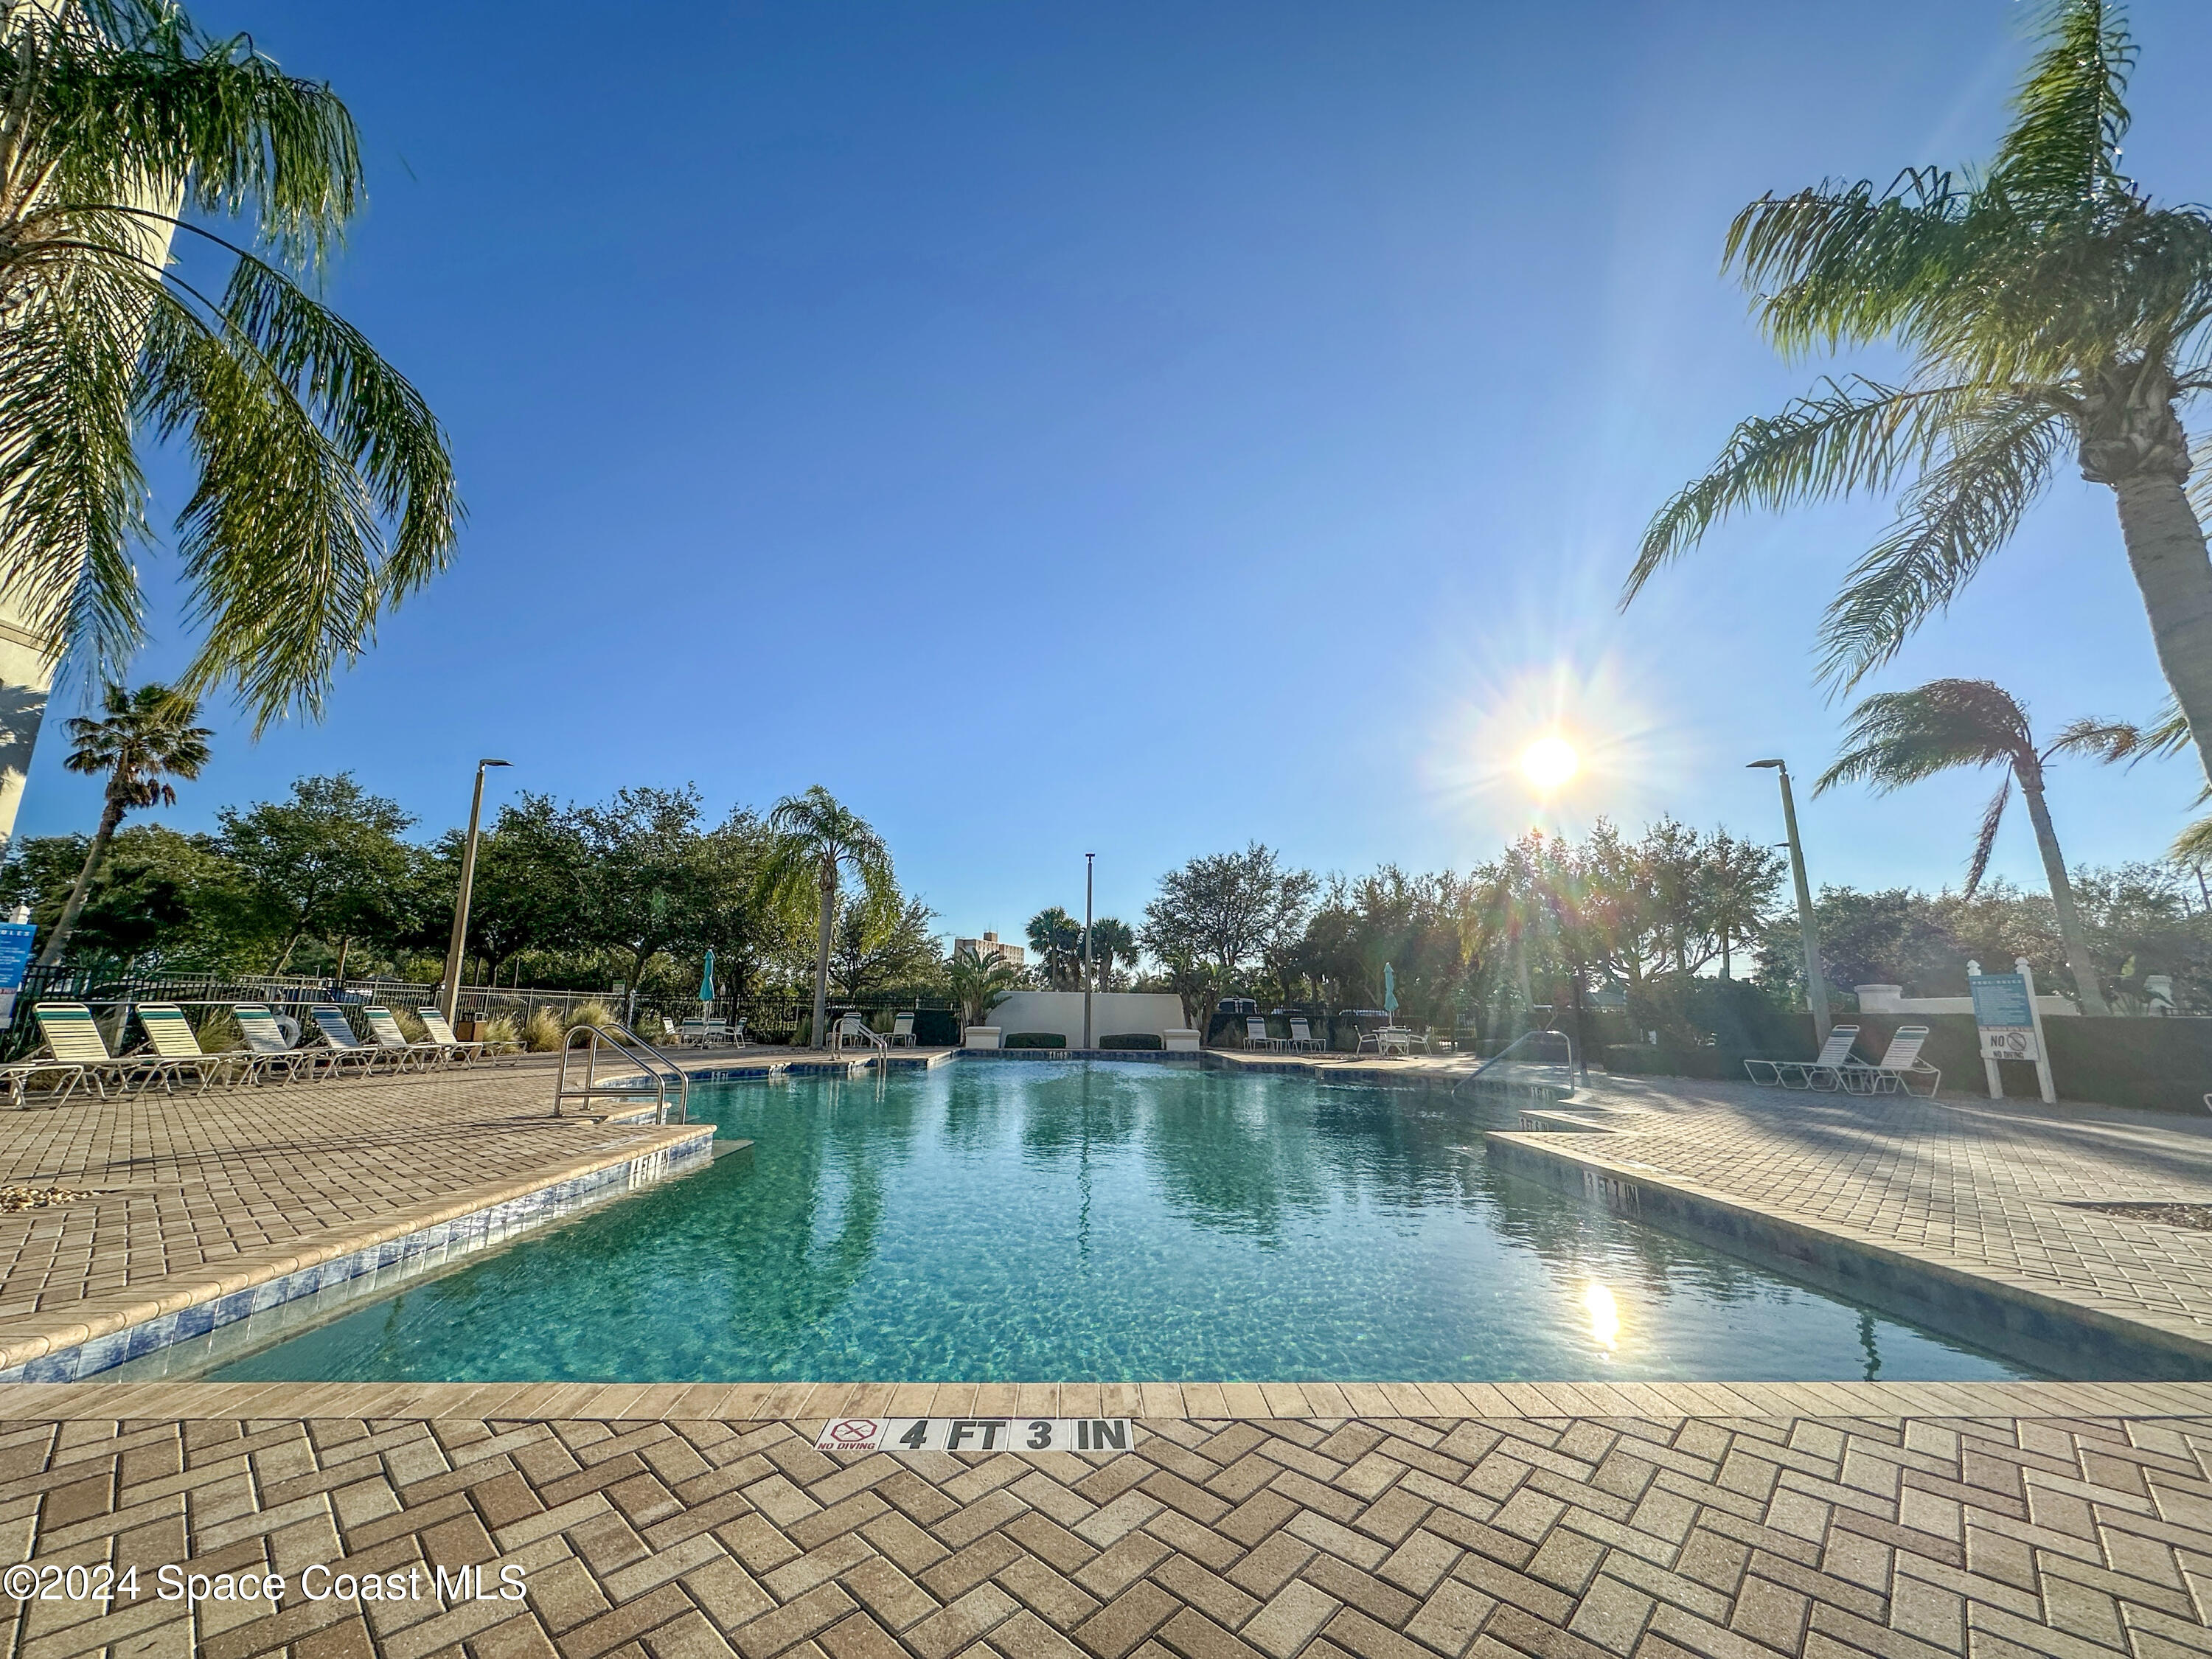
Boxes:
[24,0,2212,941]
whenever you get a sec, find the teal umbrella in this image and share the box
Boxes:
[1383,962,1397,1020]
[699,948,715,1006]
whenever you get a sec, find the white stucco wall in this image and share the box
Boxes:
[983,991,1188,1043]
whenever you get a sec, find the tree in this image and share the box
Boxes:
[3,821,251,966]
[759,786,892,1047]
[1702,830,1786,978]
[1142,844,1316,982]
[831,891,939,1002]
[1086,917,1137,991]
[0,1,459,730]
[1815,678,2111,1013]
[1626,1,2212,785]
[570,785,711,1001]
[1026,906,1085,990]
[35,681,209,965]
[946,942,1022,1031]
[693,807,801,1009]
[216,773,414,972]
[452,793,593,982]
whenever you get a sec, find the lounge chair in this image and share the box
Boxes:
[232,1005,319,1083]
[418,1008,513,1065]
[1287,1017,1326,1053]
[1842,1026,1940,1097]
[832,1013,887,1051]
[137,1004,257,1091]
[0,1006,91,1106]
[888,1012,918,1047]
[31,1001,181,1096]
[1747,1023,1860,1091]
[306,1006,392,1077]
[1245,1016,1286,1052]
[361,1007,451,1071]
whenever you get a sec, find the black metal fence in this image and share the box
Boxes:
[0,964,961,1057]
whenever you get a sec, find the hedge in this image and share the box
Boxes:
[1099,1033,1162,1050]
[1004,1032,1068,1049]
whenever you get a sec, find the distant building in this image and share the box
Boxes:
[954,931,1026,970]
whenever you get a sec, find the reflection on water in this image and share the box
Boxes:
[212,1060,2034,1384]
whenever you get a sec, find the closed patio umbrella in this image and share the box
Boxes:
[699,948,715,1009]
[1383,963,1397,1021]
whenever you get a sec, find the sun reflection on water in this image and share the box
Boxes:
[1584,1282,1621,1353]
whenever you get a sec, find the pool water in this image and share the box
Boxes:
[213,1061,2031,1383]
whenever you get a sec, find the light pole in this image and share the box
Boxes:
[1082,852,1095,1051]
[440,759,512,1025]
[1748,758,1830,1043]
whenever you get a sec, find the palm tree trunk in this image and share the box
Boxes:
[2112,474,2212,786]
[810,863,835,1049]
[35,795,125,967]
[2016,774,2111,1017]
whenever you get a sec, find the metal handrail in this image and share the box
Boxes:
[554,1023,691,1124]
[1454,1026,1579,1097]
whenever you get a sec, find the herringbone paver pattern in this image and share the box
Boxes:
[1501,1076,2212,1351]
[1,1406,2208,1659]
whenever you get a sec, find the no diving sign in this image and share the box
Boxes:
[815,1417,1136,1454]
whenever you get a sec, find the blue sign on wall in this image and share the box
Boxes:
[1969,972,2034,1029]
[0,922,37,1029]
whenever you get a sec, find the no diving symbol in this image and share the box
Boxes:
[824,1419,881,1448]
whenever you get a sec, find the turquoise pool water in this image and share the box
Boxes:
[213,1060,2031,1383]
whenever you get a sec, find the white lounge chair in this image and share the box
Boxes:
[30,1001,181,1096]
[418,1008,509,1064]
[832,1012,887,1051]
[361,1007,451,1071]
[307,1006,392,1077]
[1747,1023,1860,1091]
[232,1005,318,1083]
[137,1004,252,1091]
[1245,1015,1281,1051]
[888,1012,918,1047]
[1287,1017,1325,1053]
[1843,1026,1941,1097]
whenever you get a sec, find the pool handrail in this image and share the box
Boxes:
[1453,1026,1579,1099]
[555,1022,691,1124]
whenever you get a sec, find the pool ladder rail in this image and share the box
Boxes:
[554,1023,692,1125]
[1453,1026,1581,1100]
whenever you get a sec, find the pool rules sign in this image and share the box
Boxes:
[1968,957,2056,1104]
[815,1417,1136,1454]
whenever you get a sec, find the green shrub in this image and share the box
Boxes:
[195,1009,243,1053]
[563,998,617,1032]
[522,1007,566,1051]
[1004,1032,1067,1049]
[481,1013,521,1048]
[1099,1032,1161,1050]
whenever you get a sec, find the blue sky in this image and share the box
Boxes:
[25,0,2212,942]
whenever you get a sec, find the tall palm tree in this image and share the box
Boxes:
[759,786,891,1049]
[1626,1,2212,785]
[1815,678,2110,1015]
[36,680,209,965]
[0,1,459,731]
[1026,906,1084,990]
[1086,917,1137,991]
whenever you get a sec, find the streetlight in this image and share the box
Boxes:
[440,759,512,1024]
[1082,852,1095,1051]
[1748,758,1831,1043]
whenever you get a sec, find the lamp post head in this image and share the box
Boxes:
[479,759,512,769]
[1747,759,1784,770]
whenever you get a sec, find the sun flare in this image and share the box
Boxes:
[1584,1283,1620,1351]
[1519,735,1579,793]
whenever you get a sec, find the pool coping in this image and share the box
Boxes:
[1,1374,2208,1422]
[0,1120,717,1383]
[1485,1126,2212,1381]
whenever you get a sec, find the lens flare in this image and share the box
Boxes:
[1520,736,1580,792]
[1584,1282,1621,1351]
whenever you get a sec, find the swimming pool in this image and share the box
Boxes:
[203,1060,2029,1384]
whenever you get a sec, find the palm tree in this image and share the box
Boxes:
[1815,679,2110,1014]
[759,786,891,1049]
[945,942,1022,1032]
[1086,917,1137,991]
[36,681,209,966]
[0,1,459,734]
[1026,906,1084,989]
[1626,1,2212,785]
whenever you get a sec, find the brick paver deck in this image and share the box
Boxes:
[1484,1076,2212,1371]
[0,1062,703,1374]
[0,1383,2208,1658]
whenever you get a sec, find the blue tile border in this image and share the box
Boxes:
[0,1130,715,1385]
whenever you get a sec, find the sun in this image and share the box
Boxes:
[1518,735,1579,793]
